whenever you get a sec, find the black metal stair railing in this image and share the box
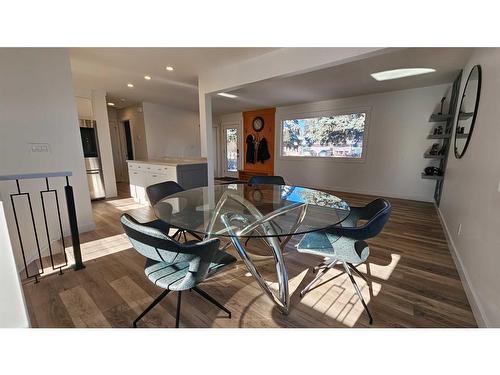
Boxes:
[0,172,85,283]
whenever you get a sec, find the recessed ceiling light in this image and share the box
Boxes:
[144,75,152,80]
[371,68,436,81]
[166,66,174,71]
[217,92,238,98]
[107,102,115,106]
[127,83,134,88]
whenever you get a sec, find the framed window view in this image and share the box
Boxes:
[280,109,369,161]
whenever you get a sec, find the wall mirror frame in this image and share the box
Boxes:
[454,64,482,159]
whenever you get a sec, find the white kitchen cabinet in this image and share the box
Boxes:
[127,160,207,205]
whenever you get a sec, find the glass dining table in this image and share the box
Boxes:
[153,183,350,314]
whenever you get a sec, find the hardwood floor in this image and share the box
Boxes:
[22,182,477,328]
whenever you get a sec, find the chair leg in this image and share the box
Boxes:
[347,262,369,284]
[175,291,182,328]
[188,231,203,241]
[192,287,231,318]
[172,229,182,240]
[312,258,332,273]
[182,230,188,242]
[300,259,338,297]
[342,262,373,325]
[133,289,170,328]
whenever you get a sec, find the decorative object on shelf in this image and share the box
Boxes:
[424,166,443,176]
[422,71,462,205]
[433,125,444,135]
[438,96,446,115]
[252,116,265,132]
[454,65,482,159]
[429,143,440,156]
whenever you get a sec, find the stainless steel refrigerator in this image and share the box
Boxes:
[80,120,106,200]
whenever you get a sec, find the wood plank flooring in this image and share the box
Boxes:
[22,182,477,328]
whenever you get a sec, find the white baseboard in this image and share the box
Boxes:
[436,206,489,327]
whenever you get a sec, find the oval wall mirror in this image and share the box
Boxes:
[454,65,482,159]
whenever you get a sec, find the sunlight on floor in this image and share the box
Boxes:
[67,233,131,262]
[106,198,148,211]
[286,255,399,327]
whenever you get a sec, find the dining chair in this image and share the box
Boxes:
[296,198,391,324]
[146,180,202,241]
[121,213,237,328]
[248,175,285,185]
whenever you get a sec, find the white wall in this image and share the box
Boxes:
[439,48,500,327]
[91,90,117,198]
[267,84,448,201]
[0,200,30,327]
[117,105,148,160]
[198,48,387,184]
[0,48,95,270]
[142,102,201,159]
[75,96,93,119]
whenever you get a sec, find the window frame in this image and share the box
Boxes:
[277,106,371,163]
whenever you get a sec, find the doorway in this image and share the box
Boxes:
[221,122,242,178]
[110,120,134,183]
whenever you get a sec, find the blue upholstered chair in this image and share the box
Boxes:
[121,213,237,328]
[146,180,202,241]
[296,198,391,324]
[248,175,285,185]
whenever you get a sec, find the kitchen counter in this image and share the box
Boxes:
[127,158,208,204]
[126,158,207,167]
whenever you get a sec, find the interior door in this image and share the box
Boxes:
[221,123,241,178]
[110,120,124,182]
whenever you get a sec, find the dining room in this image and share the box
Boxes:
[12,46,489,330]
[3,2,500,374]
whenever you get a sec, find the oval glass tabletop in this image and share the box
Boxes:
[153,183,350,238]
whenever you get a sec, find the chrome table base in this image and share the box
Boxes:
[206,191,308,315]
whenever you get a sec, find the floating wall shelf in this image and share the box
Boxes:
[427,134,451,139]
[458,112,474,120]
[429,113,451,122]
[421,71,463,205]
[423,153,445,159]
[421,173,444,181]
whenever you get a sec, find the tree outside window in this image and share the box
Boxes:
[282,112,366,158]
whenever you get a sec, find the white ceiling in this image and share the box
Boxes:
[70,47,473,115]
[69,47,278,110]
[212,48,473,114]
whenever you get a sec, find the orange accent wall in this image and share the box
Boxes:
[242,108,276,175]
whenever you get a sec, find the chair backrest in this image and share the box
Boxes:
[333,198,391,240]
[120,213,220,290]
[248,175,285,185]
[146,181,184,206]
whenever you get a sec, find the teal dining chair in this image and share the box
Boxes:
[121,213,236,328]
[296,198,391,324]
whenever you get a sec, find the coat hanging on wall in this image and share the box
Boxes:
[257,137,271,163]
[246,134,255,163]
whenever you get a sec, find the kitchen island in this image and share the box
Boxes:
[127,158,207,204]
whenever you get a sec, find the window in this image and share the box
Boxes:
[281,111,367,159]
